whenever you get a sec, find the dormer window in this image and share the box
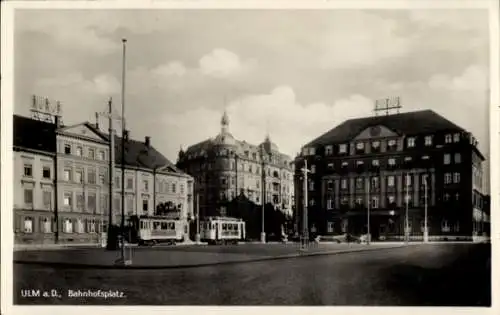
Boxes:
[453,133,460,143]
[407,137,416,148]
[325,145,333,155]
[425,136,433,146]
[339,144,347,154]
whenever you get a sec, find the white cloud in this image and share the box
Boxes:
[161,86,374,158]
[199,49,255,78]
[409,10,488,32]
[428,65,488,91]
[152,61,187,77]
[36,72,121,95]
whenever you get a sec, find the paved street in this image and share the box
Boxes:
[14,243,490,306]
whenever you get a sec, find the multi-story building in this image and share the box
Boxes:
[294,109,489,241]
[13,114,193,245]
[176,111,295,218]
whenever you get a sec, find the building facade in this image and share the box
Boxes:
[176,111,295,218]
[13,114,193,245]
[294,110,489,241]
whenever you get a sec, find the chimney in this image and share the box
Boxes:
[145,136,151,147]
[95,112,99,130]
[123,129,129,141]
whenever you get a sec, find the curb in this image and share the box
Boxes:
[14,244,409,270]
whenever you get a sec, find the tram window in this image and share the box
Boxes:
[154,222,161,230]
[161,222,167,229]
[168,222,175,230]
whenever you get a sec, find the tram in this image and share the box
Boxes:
[126,215,185,246]
[199,216,246,245]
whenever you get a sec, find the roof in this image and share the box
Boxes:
[304,110,465,147]
[13,115,57,153]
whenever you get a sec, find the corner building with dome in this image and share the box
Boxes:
[176,111,295,219]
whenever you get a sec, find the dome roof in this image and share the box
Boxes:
[214,131,237,146]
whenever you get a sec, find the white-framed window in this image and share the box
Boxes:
[88,194,96,212]
[372,159,379,166]
[327,180,333,190]
[88,219,96,233]
[327,199,334,210]
[115,175,121,188]
[454,153,461,164]
[388,139,397,147]
[453,133,460,142]
[42,166,51,179]
[76,194,84,211]
[309,198,315,206]
[445,134,452,144]
[308,181,314,191]
[143,179,149,192]
[407,137,416,147]
[387,195,396,204]
[339,144,347,154]
[387,176,395,187]
[76,146,83,156]
[325,145,333,155]
[43,190,52,209]
[341,179,348,189]
[327,163,334,170]
[341,161,348,168]
[444,193,450,201]
[424,136,433,146]
[356,160,364,166]
[356,177,364,189]
[388,158,396,166]
[64,168,72,181]
[127,196,134,214]
[404,174,412,186]
[23,164,33,177]
[24,188,33,205]
[422,155,430,160]
[88,148,95,159]
[99,173,106,185]
[75,170,83,183]
[371,177,379,189]
[309,147,316,155]
[371,197,379,209]
[63,218,73,233]
[453,172,461,183]
[64,144,72,154]
[404,156,413,162]
[127,178,134,189]
[88,169,96,184]
[142,199,148,212]
[311,165,316,174]
[444,173,452,184]
[443,154,451,165]
[172,183,176,193]
[42,217,52,233]
[76,219,85,233]
[327,222,334,233]
[372,141,380,149]
[64,192,72,208]
[356,142,365,150]
[441,219,450,232]
[98,150,105,161]
[23,217,33,233]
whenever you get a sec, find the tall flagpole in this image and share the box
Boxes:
[106,98,116,250]
[119,38,128,264]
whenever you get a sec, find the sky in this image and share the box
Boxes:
[13,8,490,188]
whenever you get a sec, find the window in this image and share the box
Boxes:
[441,220,450,232]
[88,194,96,212]
[388,158,396,166]
[143,199,148,212]
[99,173,106,185]
[356,142,365,150]
[88,169,96,184]
[127,178,133,189]
[43,218,52,233]
[425,136,433,146]
[43,191,52,209]
[341,179,348,189]
[327,222,334,233]
[115,176,121,188]
[404,157,413,162]
[127,196,134,213]
[356,177,364,189]
[308,147,316,155]
[172,183,176,193]
[76,146,82,156]
[42,166,51,179]
[341,197,349,205]
[341,161,348,168]
[445,134,452,144]
[454,153,461,164]
[24,217,33,233]
[24,189,33,204]
[88,219,96,233]
[444,173,452,184]
[387,176,395,187]
[76,194,84,211]
[327,163,334,170]
[356,160,364,166]
[407,137,416,147]
[339,144,347,153]
[327,199,334,210]
[64,192,72,207]
[355,197,363,206]
[311,165,316,174]
[453,133,460,142]
[371,177,379,189]
[444,193,450,201]
[404,174,412,186]
[388,139,397,147]
[325,145,333,155]
[372,159,379,167]
[422,155,430,160]
[372,141,380,149]
[327,180,333,190]
[24,164,33,177]
[76,219,84,233]
[64,169,72,181]
[98,150,105,160]
[387,195,396,205]
[75,170,83,183]
[421,174,429,186]
[143,180,149,192]
[88,148,95,159]
[453,172,461,183]
[371,197,379,209]
[63,219,73,233]
[443,154,451,165]
[64,144,72,154]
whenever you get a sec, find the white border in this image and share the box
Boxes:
[1,1,499,315]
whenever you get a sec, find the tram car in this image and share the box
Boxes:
[200,216,246,245]
[126,215,185,246]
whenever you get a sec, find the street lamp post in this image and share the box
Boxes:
[405,172,410,245]
[423,174,429,243]
[301,159,310,247]
[367,176,371,245]
[195,193,201,244]
[261,154,266,243]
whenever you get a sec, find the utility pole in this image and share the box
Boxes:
[301,159,310,247]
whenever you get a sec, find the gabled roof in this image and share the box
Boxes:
[13,115,57,153]
[304,109,465,147]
